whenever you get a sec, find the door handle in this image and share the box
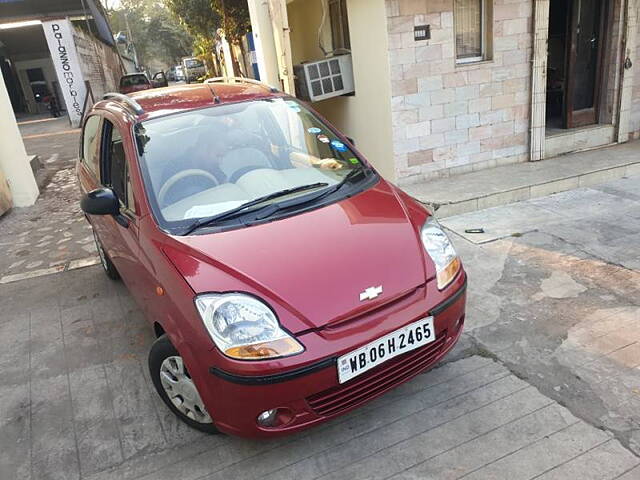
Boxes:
[625,57,633,70]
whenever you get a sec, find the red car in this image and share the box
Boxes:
[78,81,466,438]
[118,73,152,94]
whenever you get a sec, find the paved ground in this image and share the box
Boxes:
[2,174,640,479]
[403,139,640,218]
[444,176,640,457]
[0,116,95,283]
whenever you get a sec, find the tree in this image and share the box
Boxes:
[164,0,251,76]
[164,0,222,39]
[103,0,194,69]
[213,0,251,43]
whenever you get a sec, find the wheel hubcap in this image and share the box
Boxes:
[159,356,212,424]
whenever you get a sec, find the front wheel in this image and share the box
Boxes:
[148,335,219,434]
[92,229,120,280]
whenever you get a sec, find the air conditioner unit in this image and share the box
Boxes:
[294,54,354,102]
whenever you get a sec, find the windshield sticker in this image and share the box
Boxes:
[348,157,359,164]
[331,140,348,152]
[307,127,322,134]
[317,134,330,144]
[285,100,301,112]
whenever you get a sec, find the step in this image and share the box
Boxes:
[401,140,640,218]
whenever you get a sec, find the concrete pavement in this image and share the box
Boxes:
[0,114,95,283]
[404,140,640,217]
[445,176,640,457]
[2,176,640,478]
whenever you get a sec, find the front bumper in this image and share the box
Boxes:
[200,274,467,437]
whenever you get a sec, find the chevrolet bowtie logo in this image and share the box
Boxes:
[360,285,383,301]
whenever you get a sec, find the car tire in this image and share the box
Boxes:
[149,335,219,434]
[92,229,120,280]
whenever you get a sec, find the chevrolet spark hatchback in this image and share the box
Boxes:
[77,81,467,437]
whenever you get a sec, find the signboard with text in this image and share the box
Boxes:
[42,19,87,127]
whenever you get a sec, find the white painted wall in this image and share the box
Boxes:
[287,0,396,180]
[0,68,39,207]
[247,0,281,87]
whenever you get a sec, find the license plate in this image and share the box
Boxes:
[337,317,435,384]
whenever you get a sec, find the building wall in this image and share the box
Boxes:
[286,0,396,181]
[386,0,533,185]
[72,24,122,103]
[13,57,57,114]
[287,0,333,65]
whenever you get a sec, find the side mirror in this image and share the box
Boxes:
[81,188,130,227]
[81,187,119,216]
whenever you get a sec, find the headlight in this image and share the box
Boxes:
[420,217,461,290]
[195,293,304,360]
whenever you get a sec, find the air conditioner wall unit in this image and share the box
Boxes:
[294,54,355,102]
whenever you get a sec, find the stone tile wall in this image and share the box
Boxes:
[386,0,533,184]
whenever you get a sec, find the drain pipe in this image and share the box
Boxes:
[614,0,632,143]
[529,0,550,162]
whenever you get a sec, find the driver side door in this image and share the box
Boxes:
[94,117,143,298]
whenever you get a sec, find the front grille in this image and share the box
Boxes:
[307,331,448,417]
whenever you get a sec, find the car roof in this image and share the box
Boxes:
[95,82,284,122]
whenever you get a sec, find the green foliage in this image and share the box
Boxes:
[164,0,221,38]
[213,0,251,43]
[103,0,194,69]
[164,0,251,43]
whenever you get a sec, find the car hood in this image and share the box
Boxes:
[164,180,432,333]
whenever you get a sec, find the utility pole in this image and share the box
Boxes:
[124,11,140,70]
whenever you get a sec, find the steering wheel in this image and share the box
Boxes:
[158,169,219,207]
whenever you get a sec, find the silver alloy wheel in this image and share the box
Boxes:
[93,230,108,271]
[159,356,212,424]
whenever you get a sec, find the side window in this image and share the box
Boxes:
[454,0,493,64]
[103,120,135,213]
[82,115,102,178]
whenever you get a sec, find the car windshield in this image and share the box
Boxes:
[185,59,203,68]
[121,75,148,87]
[136,98,372,232]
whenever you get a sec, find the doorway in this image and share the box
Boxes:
[546,0,609,131]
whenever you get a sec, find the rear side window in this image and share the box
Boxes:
[120,75,149,87]
[82,115,101,177]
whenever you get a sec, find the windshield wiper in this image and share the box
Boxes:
[250,166,369,221]
[181,182,329,235]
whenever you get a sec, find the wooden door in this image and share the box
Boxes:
[564,0,608,128]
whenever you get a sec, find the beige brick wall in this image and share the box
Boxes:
[386,0,533,185]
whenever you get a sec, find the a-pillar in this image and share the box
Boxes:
[0,67,39,207]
